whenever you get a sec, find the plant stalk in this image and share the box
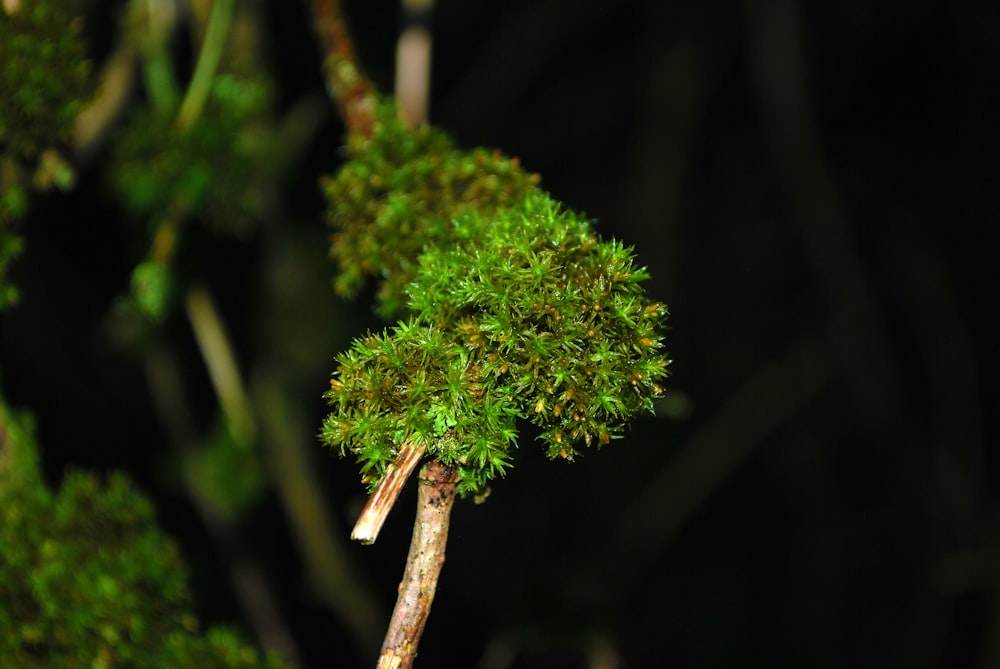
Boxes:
[352,440,426,544]
[309,0,378,136]
[176,0,236,131]
[376,458,457,669]
[394,0,435,126]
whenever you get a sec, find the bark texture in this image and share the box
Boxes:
[376,459,457,669]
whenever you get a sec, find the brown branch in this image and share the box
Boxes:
[376,459,457,669]
[352,440,426,544]
[310,0,378,136]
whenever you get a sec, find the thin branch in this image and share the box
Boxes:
[352,440,426,544]
[310,0,378,136]
[72,42,138,161]
[395,0,435,126]
[377,459,458,669]
[312,0,377,135]
[185,285,256,444]
[176,0,236,131]
[144,347,303,668]
[140,0,182,115]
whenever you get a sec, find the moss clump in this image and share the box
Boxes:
[322,99,540,318]
[321,189,669,498]
[0,1,93,161]
[1,1,95,306]
[0,399,288,669]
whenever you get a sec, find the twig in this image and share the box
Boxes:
[310,0,378,136]
[376,459,458,669]
[72,42,138,161]
[144,347,303,668]
[176,0,236,131]
[185,285,256,445]
[139,0,181,115]
[352,440,426,544]
[395,0,435,126]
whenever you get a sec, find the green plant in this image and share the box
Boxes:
[0,1,91,163]
[0,2,305,665]
[315,19,670,667]
[1,0,94,308]
[321,151,669,499]
[0,400,288,669]
[1,2,670,667]
[322,99,540,318]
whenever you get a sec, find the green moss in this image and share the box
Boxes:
[321,95,669,498]
[0,398,287,668]
[0,222,23,309]
[322,188,670,498]
[0,1,93,160]
[1,2,94,303]
[322,98,540,318]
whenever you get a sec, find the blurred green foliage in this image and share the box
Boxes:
[0,399,287,669]
[109,73,280,237]
[187,419,267,521]
[129,259,173,322]
[1,0,95,308]
[0,223,22,308]
[0,6,284,656]
[0,1,92,161]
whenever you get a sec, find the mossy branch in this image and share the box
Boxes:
[319,79,668,669]
[310,0,378,136]
[309,9,669,668]
[321,185,670,510]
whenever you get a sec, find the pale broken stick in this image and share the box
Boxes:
[351,440,427,544]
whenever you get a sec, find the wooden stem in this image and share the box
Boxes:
[376,459,457,669]
[394,0,435,127]
[309,0,378,136]
[352,441,426,544]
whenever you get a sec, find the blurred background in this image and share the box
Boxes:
[1,0,997,667]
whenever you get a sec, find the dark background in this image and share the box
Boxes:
[2,0,998,667]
